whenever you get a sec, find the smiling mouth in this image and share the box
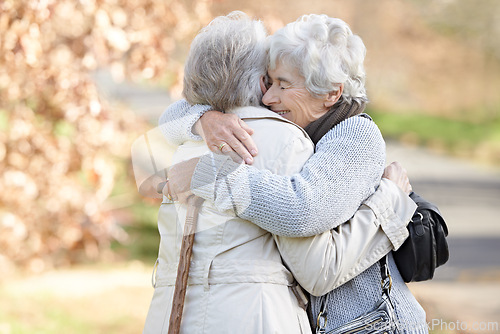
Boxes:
[274,111,290,115]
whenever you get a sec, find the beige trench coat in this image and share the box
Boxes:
[143,107,415,334]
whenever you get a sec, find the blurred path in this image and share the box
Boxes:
[93,69,172,123]
[386,142,500,238]
[96,74,500,332]
[386,142,500,332]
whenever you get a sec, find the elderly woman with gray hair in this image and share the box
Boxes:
[161,14,428,333]
[145,12,423,334]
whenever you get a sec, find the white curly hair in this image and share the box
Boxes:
[268,14,368,103]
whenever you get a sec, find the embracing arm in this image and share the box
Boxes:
[275,178,416,296]
[191,116,386,237]
[158,99,211,145]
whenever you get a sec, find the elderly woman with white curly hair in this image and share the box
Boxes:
[160,13,429,333]
[145,11,426,334]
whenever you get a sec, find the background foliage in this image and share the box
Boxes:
[0,0,213,274]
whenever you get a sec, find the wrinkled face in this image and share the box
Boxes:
[262,61,335,128]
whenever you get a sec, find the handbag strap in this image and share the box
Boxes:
[379,255,392,296]
[316,255,392,333]
[410,192,448,235]
[316,290,330,333]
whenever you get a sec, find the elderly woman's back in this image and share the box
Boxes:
[143,105,314,333]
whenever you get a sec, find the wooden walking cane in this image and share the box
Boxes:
[168,194,205,334]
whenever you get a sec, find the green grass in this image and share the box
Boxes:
[107,155,162,262]
[0,292,108,333]
[0,265,152,334]
[368,109,500,163]
[111,200,160,262]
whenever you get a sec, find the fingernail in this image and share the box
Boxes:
[245,157,253,164]
[250,149,258,156]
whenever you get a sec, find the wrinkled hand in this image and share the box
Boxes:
[383,161,412,194]
[163,157,200,204]
[138,173,168,199]
[199,110,258,164]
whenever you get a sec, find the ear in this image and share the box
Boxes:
[259,76,268,94]
[324,84,343,108]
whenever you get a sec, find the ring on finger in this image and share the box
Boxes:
[161,179,174,202]
[165,180,174,202]
[166,192,173,201]
[218,142,227,151]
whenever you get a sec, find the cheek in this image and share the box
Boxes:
[295,103,313,122]
[291,95,319,121]
[303,97,328,121]
[288,101,316,128]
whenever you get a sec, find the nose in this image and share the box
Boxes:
[262,85,279,106]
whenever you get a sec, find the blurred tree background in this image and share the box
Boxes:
[1,0,499,274]
[0,0,213,275]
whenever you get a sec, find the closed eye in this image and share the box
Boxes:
[277,77,292,90]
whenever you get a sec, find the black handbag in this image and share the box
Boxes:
[316,256,399,334]
[393,192,449,282]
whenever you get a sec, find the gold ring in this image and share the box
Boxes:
[162,179,173,201]
[218,142,227,151]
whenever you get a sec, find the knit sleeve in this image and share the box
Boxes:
[158,99,212,145]
[191,116,386,237]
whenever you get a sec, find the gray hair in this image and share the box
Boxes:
[183,11,268,111]
[268,14,368,103]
